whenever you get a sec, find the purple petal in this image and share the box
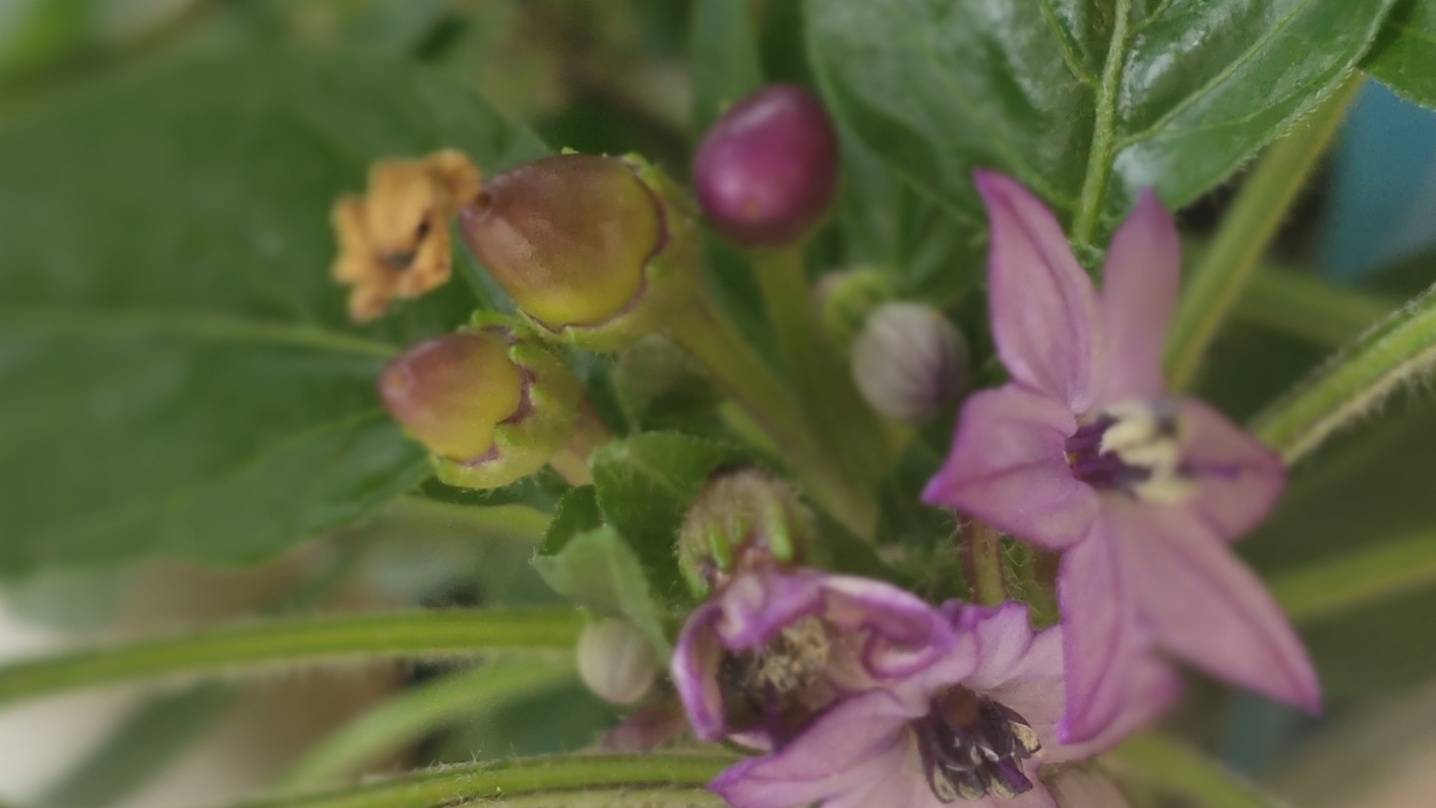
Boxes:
[671,602,728,742]
[1179,399,1287,542]
[955,605,1065,749]
[1098,190,1180,405]
[817,575,956,683]
[924,385,1099,551]
[1046,767,1130,808]
[711,690,917,808]
[713,567,827,650]
[1052,653,1182,762]
[1119,501,1321,712]
[1057,525,1138,743]
[976,171,1102,413]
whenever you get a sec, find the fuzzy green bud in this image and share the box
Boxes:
[379,323,582,489]
[460,154,698,351]
[677,469,814,596]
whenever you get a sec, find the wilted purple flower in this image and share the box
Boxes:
[672,566,953,747]
[692,84,839,247]
[712,603,1179,807]
[923,172,1319,742]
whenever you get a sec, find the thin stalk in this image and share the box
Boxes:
[225,754,732,808]
[966,522,1007,607]
[1070,0,1133,253]
[0,608,580,707]
[282,661,577,787]
[752,247,889,487]
[667,292,874,535]
[1252,279,1436,463]
[1166,76,1363,389]
[1234,264,1395,346]
[1106,734,1282,808]
[1274,528,1436,624]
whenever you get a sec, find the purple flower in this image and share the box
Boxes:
[712,602,1180,807]
[923,172,1319,742]
[672,566,954,747]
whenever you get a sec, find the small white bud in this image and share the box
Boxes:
[577,618,658,705]
[852,302,967,422]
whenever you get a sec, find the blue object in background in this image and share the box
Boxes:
[1321,81,1436,280]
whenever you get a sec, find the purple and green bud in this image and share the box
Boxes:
[379,322,583,489]
[459,154,698,351]
[677,469,814,596]
[692,84,839,247]
[852,302,968,422]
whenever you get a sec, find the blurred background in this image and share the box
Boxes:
[4,1,1436,806]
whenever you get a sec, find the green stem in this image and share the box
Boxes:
[547,401,610,486]
[1234,263,1395,347]
[1273,529,1436,624]
[1106,734,1282,808]
[1252,279,1436,462]
[283,661,576,787]
[1166,76,1363,389]
[667,292,874,535]
[0,608,580,707]
[227,754,732,808]
[1070,0,1133,253]
[966,521,1007,607]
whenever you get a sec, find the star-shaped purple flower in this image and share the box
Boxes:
[923,172,1320,742]
[712,602,1179,807]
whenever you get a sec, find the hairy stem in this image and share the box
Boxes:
[1166,76,1362,389]
[965,521,1007,607]
[283,661,577,787]
[228,754,732,808]
[0,608,580,707]
[1252,279,1436,462]
[1070,0,1132,253]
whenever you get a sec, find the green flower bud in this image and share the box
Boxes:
[459,154,698,351]
[677,469,814,596]
[577,618,659,706]
[379,323,582,489]
[817,267,894,347]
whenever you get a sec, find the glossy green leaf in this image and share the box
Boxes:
[808,0,1397,238]
[1367,0,1436,108]
[0,49,544,575]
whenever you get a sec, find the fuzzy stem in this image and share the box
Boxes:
[1069,0,1132,254]
[0,608,580,707]
[667,292,876,535]
[1274,528,1436,624]
[1166,76,1362,389]
[1252,279,1436,463]
[547,402,611,485]
[965,521,1007,607]
[227,755,732,808]
[283,661,577,787]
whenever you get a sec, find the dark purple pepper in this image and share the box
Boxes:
[692,85,839,247]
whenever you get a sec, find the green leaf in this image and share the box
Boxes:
[1107,734,1283,808]
[0,607,579,705]
[690,0,763,133]
[224,754,730,808]
[533,487,671,652]
[590,433,748,605]
[1274,526,1436,624]
[1367,0,1436,108]
[0,49,544,575]
[807,0,1397,239]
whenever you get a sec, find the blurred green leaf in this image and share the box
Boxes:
[1108,734,1283,807]
[807,0,1396,235]
[690,0,762,133]
[532,486,671,651]
[0,49,544,575]
[1367,0,1436,108]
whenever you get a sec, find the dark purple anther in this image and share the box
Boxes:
[692,84,839,247]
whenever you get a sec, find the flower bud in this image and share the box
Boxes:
[459,154,698,351]
[817,267,893,347]
[577,618,659,706]
[851,302,968,422]
[692,85,839,247]
[379,323,582,489]
[678,469,814,596]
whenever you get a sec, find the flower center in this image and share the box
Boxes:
[719,618,837,744]
[916,687,1042,802]
[1065,400,1193,504]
